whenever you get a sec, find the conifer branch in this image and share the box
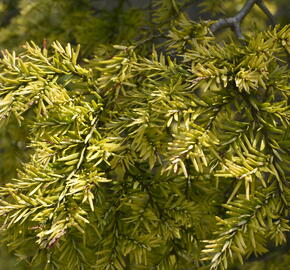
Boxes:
[0,3,289,268]
[203,186,287,270]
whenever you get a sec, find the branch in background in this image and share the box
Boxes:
[210,0,275,39]
[256,0,275,26]
[134,33,167,49]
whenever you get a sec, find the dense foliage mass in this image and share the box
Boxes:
[0,0,289,269]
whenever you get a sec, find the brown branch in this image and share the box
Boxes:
[210,0,275,39]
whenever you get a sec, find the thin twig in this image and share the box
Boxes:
[256,0,276,26]
[134,33,166,48]
[210,0,274,39]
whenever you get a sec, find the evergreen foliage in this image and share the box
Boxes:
[0,0,289,269]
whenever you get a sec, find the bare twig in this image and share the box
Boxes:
[256,0,275,26]
[210,0,275,39]
[134,33,166,49]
